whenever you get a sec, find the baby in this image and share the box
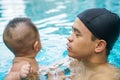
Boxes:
[3,17,41,80]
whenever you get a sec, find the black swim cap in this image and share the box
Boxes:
[77,8,120,50]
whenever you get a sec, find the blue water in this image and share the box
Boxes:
[0,0,120,79]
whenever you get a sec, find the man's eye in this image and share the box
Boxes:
[76,34,80,37]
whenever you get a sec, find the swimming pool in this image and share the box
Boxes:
[0,0,120,79]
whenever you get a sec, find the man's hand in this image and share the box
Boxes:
[20,63,31,79]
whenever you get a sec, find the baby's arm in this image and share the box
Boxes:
[4,72,20,80]
[4,63,31,80]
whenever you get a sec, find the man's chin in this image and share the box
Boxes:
[68,52,74,57]
[68,52,80,60]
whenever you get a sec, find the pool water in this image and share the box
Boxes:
[0,0,120,79]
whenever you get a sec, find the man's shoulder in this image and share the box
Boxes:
[94,64,120,80]
[106,64,120,73]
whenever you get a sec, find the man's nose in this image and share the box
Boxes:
[67,33,73,42]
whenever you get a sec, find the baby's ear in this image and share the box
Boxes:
[33,41,40,52]
[95,40,106,53]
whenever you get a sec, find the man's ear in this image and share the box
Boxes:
[95,40,107,53]
[33,41,40,52]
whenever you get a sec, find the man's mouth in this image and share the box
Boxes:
[66,43,72,51]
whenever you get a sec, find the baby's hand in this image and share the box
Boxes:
[20,63,31,79]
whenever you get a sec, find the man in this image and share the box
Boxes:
[19,8,120,80]
[67,8,120,80]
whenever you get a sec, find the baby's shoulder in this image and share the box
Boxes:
[11,59,30,71]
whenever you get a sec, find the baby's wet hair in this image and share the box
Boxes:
[3,17,39,55]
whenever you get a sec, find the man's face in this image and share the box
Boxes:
[67,18,96,60]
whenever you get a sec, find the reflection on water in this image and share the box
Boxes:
[0,0,26,20]
[0,0,120,79]
[38,57,72,80]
